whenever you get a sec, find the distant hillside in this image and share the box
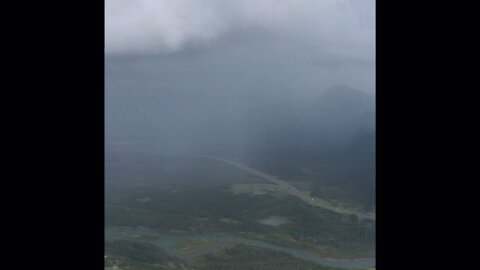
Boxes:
[245,85,376,209]
[305,85,374,143]
[249,85,375,156]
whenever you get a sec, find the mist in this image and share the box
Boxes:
[106,41,375,155]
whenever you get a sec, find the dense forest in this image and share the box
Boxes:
[106,154,375,258]
[191,244,340,270]
[105,240,348,270]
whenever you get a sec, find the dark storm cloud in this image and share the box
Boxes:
[105,0,375,97]
[105,0,376,223]
[105,0,375,63]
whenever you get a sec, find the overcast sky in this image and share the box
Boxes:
[105,0,375,96]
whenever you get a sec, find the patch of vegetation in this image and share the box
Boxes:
[106,154,375,259]
[244,152,375,212]
[230,183,287,196]
[189,243,339,270]
[174,239,218,256]
[105,240,187,270]
[106,186,375,258]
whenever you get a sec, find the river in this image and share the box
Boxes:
[106,226,375,269]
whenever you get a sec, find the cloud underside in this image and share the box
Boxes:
[105,0,374,56]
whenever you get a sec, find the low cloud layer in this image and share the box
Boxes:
[106,0,374,57]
